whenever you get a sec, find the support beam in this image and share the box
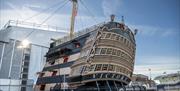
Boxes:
[8,40,16,78]
[106,80,112,91]
[0,43,5,71]
[96,81,100,91]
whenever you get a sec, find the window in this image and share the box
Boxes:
[111,34,116,40]
[106,48,112,54]
[121,52,125,58]
[95,48,101,54]
[95,64,102,71]
[24,62,29,66]
[103,28,108,31]
[22,74,28,78]
[116,35,120,40]
[120,37,123,42]
[24,54,30,61]
[116,66,121,72]
[52,71,57,76]
[117,50,121,56]
[40,84,46,90]
[100,48,107,54]
[39,73,45,77]
[112,49,117,55]
[75,43,80,48]
[89,64,95,71]
[101,33,106,39]
[63,56,69,63]
[105,33,111,38]
[124,38,127,44]
[49,60,55,65]
[21,80,27,85]
[21,87,26,91]
[108,65,114,71]
[121,68,125,73]
[23,68,28,72]
[102,64,108,71]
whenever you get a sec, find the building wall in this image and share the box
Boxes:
[0,26,66,91]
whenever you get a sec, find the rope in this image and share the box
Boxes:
[40,0,69,25]
[79,0,98,23]
[22,0,67,22]
[21,0,69,43]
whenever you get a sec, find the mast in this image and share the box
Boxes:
[70,0,78,39]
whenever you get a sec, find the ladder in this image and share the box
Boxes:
[85,26,103,63]
[80,26,105,75]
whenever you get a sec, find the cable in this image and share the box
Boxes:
[22,0,67,22]
[40,0,69,25]
[21,0,69,41]
[79,0,98,23]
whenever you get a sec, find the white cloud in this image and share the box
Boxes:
[134,56,180,79]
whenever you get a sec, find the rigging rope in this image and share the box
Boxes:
[40,0,69,25]
[22,0,67,22]
[21,0,69,43]
[79,0,98,23]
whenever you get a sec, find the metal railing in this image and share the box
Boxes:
[2,20,68,32]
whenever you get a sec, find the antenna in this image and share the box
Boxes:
[70,0,78,39]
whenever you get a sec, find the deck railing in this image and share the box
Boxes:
[55,22,106,46]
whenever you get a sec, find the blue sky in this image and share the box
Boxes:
[0,0,180,78]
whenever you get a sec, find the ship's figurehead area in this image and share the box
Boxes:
[69,20,136,89]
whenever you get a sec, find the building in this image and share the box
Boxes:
[35,15,137,91]
[130,74,156,91]
[0,20,66,91]
[154,72,180,91]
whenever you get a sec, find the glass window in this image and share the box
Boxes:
[89,64,95,71]
[103,28,108,31]
[116,35,120,40]
[108,64,114,71]
[39,73,45,77]
[120,37,123,42]
[112,49,117,55]
[40,84,46,90]
[110,34,116,40]
[102,64,108,71]
[106,48,112,54]
[116,66,121,72]
[101,33,106,39]
[105,33,111,38]
[121,68,125,73]
[95,64,102,71]
[124,39,127,44]
[100,48,107,54]
[121,52,125,58]
[51,71,57,76]
[49,60,55,65]
[117,50,121,56]
[21,80,27,85]
[95,48,101,54]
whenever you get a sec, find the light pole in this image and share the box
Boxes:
[8,77,11,91]
[163,72,169,91]
[178,71,180,91]
[148,68,152,88]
